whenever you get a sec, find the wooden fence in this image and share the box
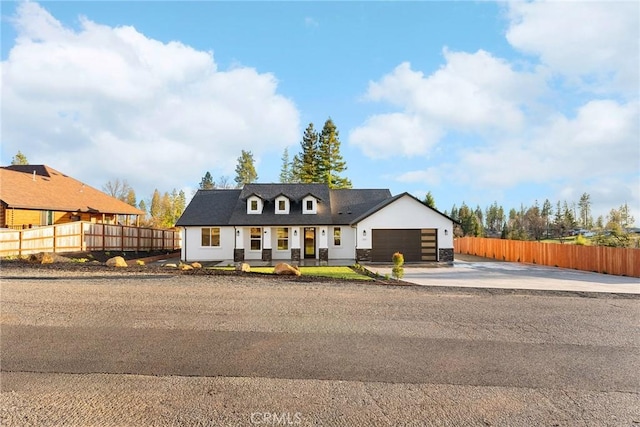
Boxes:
[454,237,640,278]
[0,222,181,257]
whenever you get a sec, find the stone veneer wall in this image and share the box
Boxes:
[291,248,300,261]
[356,249,372,262]
[262,249,272,262]
[439,248,454,263]
[319,248,328,262]
[234,249,244,262]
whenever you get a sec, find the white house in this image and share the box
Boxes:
[176,183,456,263]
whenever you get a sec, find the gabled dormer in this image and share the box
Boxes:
[274,194,290,214]
[302,194,319,214]
[247,194,264,214]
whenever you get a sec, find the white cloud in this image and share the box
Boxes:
[506,1,639,93]
[349,113,442,159]
[1,2,300,196]
[349,49,544,157]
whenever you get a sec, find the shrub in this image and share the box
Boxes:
[575,234,588,246]
[392,252,404,280]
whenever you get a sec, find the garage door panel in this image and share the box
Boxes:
[371,229,438,262]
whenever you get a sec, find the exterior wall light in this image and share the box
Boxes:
[293,230,297,236]
[321,230,325,236]
[444,229,448,236]
[363,230,367,237]
[236,229,240,237]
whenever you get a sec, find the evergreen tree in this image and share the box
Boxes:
[11,151,28,165]
[296,123,319,183]
[317,118,351,188]
[149,189,162,227]
[290,154,302,183]
[234,150,258,187]
[541,199,553,238]
[424,191,436,209]
[279,148,294,183]
[199,171,215,189]
[578,193,592,229]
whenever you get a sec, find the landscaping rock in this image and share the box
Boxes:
[164,263,178,268]
[236,263,251,272]
[273,263,301,276]
[106,256,128,268]
[191,262,202,269]
[180,264,194,271]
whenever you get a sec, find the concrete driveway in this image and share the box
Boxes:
[366,255,640,294]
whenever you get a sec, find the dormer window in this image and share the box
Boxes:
[275,195,290,214]
[302,195,318,214]
[247,196,263,214]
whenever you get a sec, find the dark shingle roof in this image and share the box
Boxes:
[175,189,242,226]
[176,184,397,227]
[330,189,392,224]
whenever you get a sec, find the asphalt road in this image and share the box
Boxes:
[1,268,639,426]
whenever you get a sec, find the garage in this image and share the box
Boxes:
[371,229,437,262]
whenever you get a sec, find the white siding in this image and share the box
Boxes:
[181,226,235,262]
[355,195,454,251]
[329,226,356,259]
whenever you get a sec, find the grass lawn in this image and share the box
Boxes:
[210,265,372,281]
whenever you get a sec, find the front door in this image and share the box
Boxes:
[304,227,316,258]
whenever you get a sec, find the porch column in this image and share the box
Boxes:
[234,227,245,262]
[262,227,272,262]
[291,227,301,261]
[319,226,329,262]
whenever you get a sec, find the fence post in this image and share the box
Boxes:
[18,229,23,257]
[53,224,57,253]
[121,224,124,252]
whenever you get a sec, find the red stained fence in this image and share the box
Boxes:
[454,237,640,278]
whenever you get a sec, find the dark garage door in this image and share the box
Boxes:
[371,229,437,262]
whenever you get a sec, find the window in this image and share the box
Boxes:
[277,228,289,250]
[201,227,220,247]
[279,200,286,211]
[250,227,262,251]
[251,200,258,211]
[333,227,341,246]
[303,196,317,214]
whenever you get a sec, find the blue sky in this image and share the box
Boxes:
[1,1,638,222]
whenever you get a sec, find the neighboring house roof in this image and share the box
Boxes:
[176,183,397,227]
[349,192,459,225]
[0,165,144,215]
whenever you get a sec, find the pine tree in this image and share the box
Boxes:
[199,171,215,189]
[297,123,319,183]
[150,189,162,226]
[11,151,29,165]
[234,150,258,187]
[125,188,137,207]
[424,191,436,209]
[317,118,351,188]
[279,148,294,183]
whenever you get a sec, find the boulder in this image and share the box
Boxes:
[40,253,55,264]
[164,263,178,268]
[179,263,194,271]
[273,263,301,276]
[191,262,202,269]
[106,256,128,268]
[236,262,251,272]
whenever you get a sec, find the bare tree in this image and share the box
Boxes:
[102,179,132,201]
